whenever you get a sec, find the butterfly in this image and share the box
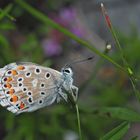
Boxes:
[0,62,78,115]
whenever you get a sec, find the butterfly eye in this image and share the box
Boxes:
[64,69,70,73]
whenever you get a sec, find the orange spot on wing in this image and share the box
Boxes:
[11,70,18,75]
[9,89,15,94]
[6,89,15,95]
[7,77,12,82]
[17,66,25,70]
[11,95,18,103]
[4,77,12,82]
[4,83,12,88]
[20,102,25,109]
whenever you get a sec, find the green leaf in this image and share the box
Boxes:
[0,33,15,62]
[130,136,139,140]
[0,33,10,48]
[20,34,38,52]
[100,121,130,140]
[0,4,15,21]
[97,107,140,122]
[5,113,15,130]
[0,22,15,30]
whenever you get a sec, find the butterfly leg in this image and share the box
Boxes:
[70,85,78,102]
[61,86,78,106]
[57,85,78,104]
[57,88,68,103]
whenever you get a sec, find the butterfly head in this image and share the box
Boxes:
[61,67,73,77]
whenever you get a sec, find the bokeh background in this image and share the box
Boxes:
[0,0,140,140]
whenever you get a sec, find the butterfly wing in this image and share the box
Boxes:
[0,62,63,114]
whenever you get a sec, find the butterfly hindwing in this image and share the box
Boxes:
[0,62,63,114]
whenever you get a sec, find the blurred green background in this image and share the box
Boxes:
[0,0,140,140]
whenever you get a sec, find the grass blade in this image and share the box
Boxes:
[130,136,139,140]
[0,4,15,21]
[100,121,130,140]
[97,107,140,122]
[76,104,82,140]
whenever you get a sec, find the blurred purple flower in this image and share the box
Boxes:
[42,38,62,57]
[60,7,85,38]
[42,6,87,57]
[71,26,85,38]
[51,15,67,26]
[60,7,76,24]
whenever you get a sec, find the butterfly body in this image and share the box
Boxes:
[0,62,78,114]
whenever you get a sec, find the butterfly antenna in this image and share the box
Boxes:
[64,56,94,68]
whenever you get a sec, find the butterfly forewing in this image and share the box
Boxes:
[0,62,63,114]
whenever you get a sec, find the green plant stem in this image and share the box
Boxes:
[110,26,128,66]
[101,3,140,102]
[15,0,125,72]
[109,26,140,102]
[76,104,82,140]
[129,77,140,102]
[0,4,15,21]
[107,24,140,101]
[101,3,134,76]
[101,4,129,71]
[109,25,135,79]
[61,89,82,139]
